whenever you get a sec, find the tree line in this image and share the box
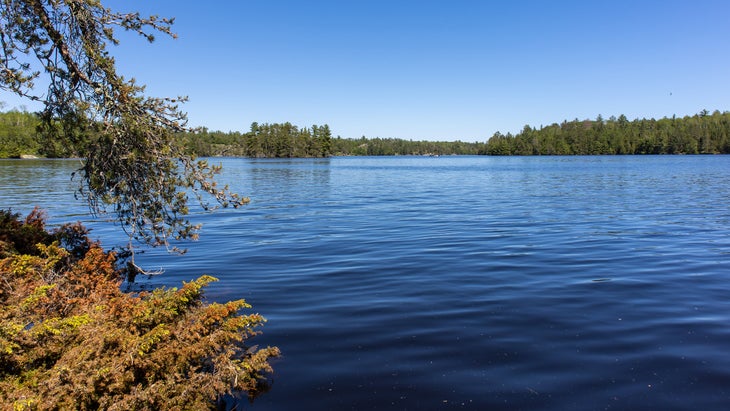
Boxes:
[176,122,333,158]
[3,109,730,159]
[174,123,484,157]
[485,110,730,155]
[329,136,484,156]
[0,110,478,158]
[0,109,42,158]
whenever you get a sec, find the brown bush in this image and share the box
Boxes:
[0,209,279,410]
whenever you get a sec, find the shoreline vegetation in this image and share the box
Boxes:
[0,209,279,409]
[2,109,729,159]
[1,2,282,408]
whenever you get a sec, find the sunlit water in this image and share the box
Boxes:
[2,155,729,410]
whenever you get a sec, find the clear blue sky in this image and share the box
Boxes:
[4,1,730,141]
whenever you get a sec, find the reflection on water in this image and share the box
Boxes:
[245,158,332,202]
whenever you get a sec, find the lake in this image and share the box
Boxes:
[1,155,729,410]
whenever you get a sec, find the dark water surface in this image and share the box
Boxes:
[2,156,729,410]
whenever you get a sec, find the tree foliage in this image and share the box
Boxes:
[177,122,334,158]
[0,108,40,157]
[330,136,484,156]
[175,123,484,157]
[485,110,730,155]
[0,208,279,410]
[0,0,246,257]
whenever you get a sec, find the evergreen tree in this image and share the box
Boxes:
[0,0,245,256]
[484,110,730,156]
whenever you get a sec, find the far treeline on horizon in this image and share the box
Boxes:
[1,108,730,159]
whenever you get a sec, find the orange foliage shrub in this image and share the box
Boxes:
[0,209,279,410]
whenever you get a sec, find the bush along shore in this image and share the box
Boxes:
[0,208,279,410]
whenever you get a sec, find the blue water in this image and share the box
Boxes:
[1,156,729,410]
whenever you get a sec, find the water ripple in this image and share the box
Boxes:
[2,156,730,410]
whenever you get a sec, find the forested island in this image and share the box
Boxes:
[2,108,729,158]
[177,123,485,157]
